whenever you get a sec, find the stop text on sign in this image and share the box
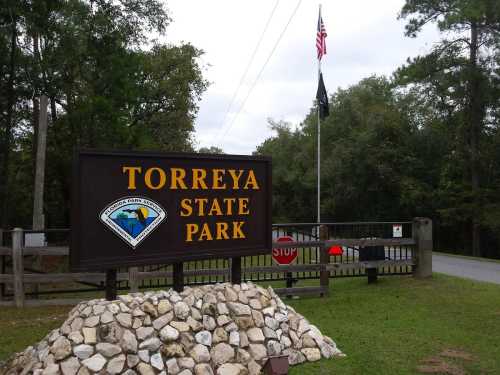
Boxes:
[273,236,298,265]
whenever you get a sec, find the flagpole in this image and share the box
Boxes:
[317,4,321,225]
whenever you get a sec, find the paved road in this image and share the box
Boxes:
[433,253,500,284]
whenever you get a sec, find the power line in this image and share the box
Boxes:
[218,0,303,147]
[211,0,280,146]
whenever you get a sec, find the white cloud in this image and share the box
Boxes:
[162,0,441,155]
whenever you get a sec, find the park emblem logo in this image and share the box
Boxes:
[99,196,166,249]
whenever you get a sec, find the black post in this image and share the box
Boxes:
[286,272,293,288]
[366,267,378,284]
[0,228,4,300]
[105,269,117,301]
[285,272,293,299]
[0,254,4,300]
[231,256,241,284]
[173,262,184,292]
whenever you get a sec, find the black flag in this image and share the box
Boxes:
[316,72,329,119]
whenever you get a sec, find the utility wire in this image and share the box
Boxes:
[218,0,303,146]
[211,0,280,145]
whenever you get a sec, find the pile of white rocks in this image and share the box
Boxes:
[0,282,343,375]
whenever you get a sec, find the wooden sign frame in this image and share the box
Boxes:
[71,150,272,272]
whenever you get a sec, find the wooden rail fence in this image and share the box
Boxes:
[0,218,432,307]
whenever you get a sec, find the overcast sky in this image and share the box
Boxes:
[163,0,440,155]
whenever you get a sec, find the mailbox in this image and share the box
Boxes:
[359,245,385,261]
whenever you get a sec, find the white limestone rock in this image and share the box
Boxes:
[81,353,106,372]
[107,354,126,374]
[160,324,179,342]
[73,344,94,360]
[96,342,121,357]
[195,330,212,346]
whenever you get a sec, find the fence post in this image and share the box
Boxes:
[12,228,25,307]
[129,267,139,293]
[412,217,433,278]
[105,269,117,301]
[173,262,184,292]
[0,228,4,300]
[230,256,242,284]
[319,225,329,297]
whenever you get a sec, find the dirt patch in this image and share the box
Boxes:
[417,348,475,375]
[440,349,475,361]
[417,357,466,375]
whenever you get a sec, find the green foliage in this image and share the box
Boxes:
[257,1,500,257]
[258,77,433,223]
[198,146,225,154]
[397,0,500,256]
[0,0,208,227]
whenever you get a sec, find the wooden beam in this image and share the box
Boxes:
[12,228,24,307]
[326,259,414,271]
[21,246,68,256]
[0,274,13,283]
[128,267,139,292]
[274,286,328,296]
[0,298,83,307]
[244,264,325,274]
[0,247,12,256]
[15,272,127,284]
[325,238,416,247]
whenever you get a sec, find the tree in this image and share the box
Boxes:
[0,0,208,228]
[397,0,500,256]
[257,77,428,223]
[257,120,315,222]
[198,146,224,154]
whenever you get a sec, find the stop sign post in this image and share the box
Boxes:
[273,236,298,265]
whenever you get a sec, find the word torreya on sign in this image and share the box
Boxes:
[123,167,260,190]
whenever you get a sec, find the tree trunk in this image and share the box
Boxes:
[0,11,17,227]
[468,21,481,257]
[33,97,40,170]
[50,96,57,123]
[32,34,40,171]
[33,95,48,230]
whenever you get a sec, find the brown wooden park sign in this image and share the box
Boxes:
[71,150,272,296]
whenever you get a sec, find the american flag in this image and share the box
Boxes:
[316,9,327,60]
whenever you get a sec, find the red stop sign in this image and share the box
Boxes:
[273,236,298,265]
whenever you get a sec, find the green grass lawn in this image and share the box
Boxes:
[286,274,500,374]
[1,274,500,374]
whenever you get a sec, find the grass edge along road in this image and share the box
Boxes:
[1,274,500,374]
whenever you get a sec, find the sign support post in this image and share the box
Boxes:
[105,269,117,301]
[173,262,184,292]
[230,256,242,284]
